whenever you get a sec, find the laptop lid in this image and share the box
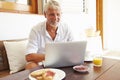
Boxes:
[43,41,87,68]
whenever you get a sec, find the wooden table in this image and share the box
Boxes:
[0,58,120,80]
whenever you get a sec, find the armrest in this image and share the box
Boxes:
[0,41,9,70]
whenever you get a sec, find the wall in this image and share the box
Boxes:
[0,12,45,40]
[0,10,96,41]
[103,0,120,51]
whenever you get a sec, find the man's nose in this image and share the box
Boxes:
[54,15,59,20]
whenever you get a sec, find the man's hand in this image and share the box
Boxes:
[26,53,45,63]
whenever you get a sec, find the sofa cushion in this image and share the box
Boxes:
[0,41,9,70]
[3,39,28,74]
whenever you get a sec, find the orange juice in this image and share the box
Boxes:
[93,57,102,67]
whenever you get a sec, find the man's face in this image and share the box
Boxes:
[44,8,61,27]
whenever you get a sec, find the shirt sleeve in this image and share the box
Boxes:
[26,28,39,55]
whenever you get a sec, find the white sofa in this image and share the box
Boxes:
[0,12,45,74]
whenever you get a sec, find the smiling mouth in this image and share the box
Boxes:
[50,22,59,27]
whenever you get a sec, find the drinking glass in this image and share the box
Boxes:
[93,55,102,67]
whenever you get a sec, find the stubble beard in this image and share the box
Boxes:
[49,22,59,28]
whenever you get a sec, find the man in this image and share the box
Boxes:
[25,0,73,69]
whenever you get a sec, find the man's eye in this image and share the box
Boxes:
[56,13,61,16]
[50,14,54,16]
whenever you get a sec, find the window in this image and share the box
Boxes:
[59,0,96,40]
[39,0,96,40]
[60,0,87,14]
[45,0,89,14]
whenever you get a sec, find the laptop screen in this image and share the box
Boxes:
[43,41,87,68]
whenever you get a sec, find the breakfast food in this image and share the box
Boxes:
[75,65,86,70]
[30,69,55,80]
[73,65,88,72]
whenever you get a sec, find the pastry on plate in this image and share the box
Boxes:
[30,69,55,80]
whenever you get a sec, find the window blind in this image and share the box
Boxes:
[60,0,87,14]
[46,0,88,14]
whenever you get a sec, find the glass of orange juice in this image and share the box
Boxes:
[93,55,102,67]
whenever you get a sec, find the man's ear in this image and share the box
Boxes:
[44,12,47,18]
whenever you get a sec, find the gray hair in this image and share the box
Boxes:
[43,0,61,13]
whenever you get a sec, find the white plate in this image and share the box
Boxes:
[73,65,89,73]
[29,68,66,80]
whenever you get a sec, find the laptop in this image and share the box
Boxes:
[43,41,87,68]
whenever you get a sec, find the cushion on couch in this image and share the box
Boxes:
[0,41,9,70]
[3,39,28,74]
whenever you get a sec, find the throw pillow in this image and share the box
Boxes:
[3,40,28,74]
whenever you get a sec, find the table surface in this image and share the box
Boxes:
[0,58,120,80]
